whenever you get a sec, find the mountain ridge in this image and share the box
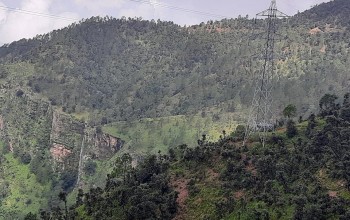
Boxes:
[2,0,350,123]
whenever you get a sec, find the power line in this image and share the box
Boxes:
[0,5,79,22]
[128,0,231,19]
[0,1,233,23]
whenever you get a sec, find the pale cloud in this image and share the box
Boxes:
[74,0,124,14]
[0,0,79,44]
[22,0,51,11]
[0,1,7,23]
[279,0,332,14]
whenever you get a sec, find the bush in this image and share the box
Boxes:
[0,68,8,79]
[33,84,41,93]
[101,117,108,125]
[49,97,57,105]
[340,107,350,122]
[16,89,24,97]
[96,126,102,134]
[84,160,97,176]
[232,125,246,140]
[30,156,54,184]
[61,171,77,192]
[1,143,10,155]
[283,104,297,118]
[20,152,32,164]
[24,212,37,220]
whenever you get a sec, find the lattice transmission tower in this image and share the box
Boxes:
[243,0,288,146]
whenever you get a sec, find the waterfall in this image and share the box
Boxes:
[76,135,85,187]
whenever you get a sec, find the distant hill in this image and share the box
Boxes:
[297,0,350,26]
[0,0,349,124]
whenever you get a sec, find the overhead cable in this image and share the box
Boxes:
[0,5,78,22]
[0,1,232,22]
[128,0,230,19]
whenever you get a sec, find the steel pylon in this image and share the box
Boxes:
[243,0,288,146]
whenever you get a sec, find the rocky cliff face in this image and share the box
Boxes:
[0,86,123,188]
[93,133,124,159]
[48,110,124,166]
[48,110,85,173]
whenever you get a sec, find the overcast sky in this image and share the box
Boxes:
[0,0,332,45]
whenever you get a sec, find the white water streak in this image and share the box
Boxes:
[76,135,85,187]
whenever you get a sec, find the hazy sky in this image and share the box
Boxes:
[0,0,331,44]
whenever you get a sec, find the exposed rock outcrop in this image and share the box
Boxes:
[50,110,85,147]
[93,133,124,159]
[0,89,124,188]
[50,143,72,162]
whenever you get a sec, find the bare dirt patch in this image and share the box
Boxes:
[328,191,338,198]
[246,160,257,176]
[234,190,245,200]
[171,178,189,220]
[207,168,220,182]
[309,27,323,35]
[50,143,72,162]
[320,45,326,53]
[337,180,346,187]
[276,127,287,133]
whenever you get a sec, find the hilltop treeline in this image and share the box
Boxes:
[1,0,350,125]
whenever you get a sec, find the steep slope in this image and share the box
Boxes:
[32,92,350,219]
[297,0,350,26]
[0,63,124,218]
[0,0,349,124]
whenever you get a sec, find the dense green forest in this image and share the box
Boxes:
[0,0,350,124]
[1,0,350,218]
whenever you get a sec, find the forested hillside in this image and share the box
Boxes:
[27,93,350,219]
[0,0,350,218]
[0,0,350,123]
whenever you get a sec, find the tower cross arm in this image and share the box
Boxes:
[256,9,289,18]
[256,0,289,18]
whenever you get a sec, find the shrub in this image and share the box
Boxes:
[84,160,97,176]
[20,152,32,164]
[16,89,24,97]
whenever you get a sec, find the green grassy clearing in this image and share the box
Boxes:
[103,113,240,154]
[0,152,50,218]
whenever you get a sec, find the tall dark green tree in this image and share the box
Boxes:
[319,94,338,116]
[111,153,132,183]
[283,104,297,119]
[59,191,68,219]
